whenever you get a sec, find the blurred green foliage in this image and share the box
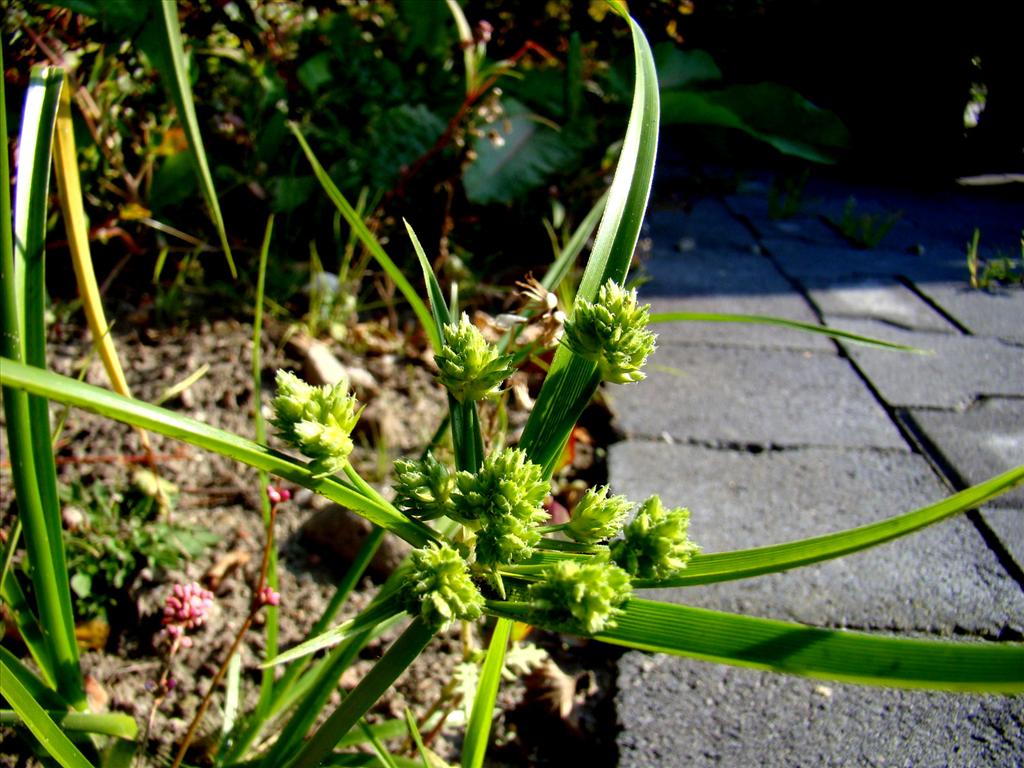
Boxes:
[6,0,845,319]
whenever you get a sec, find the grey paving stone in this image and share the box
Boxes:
[640,244,789,298]
[914,281,1024,342]
[608,442,1023,633]
[608,345,905,449]
[809,276,959,333]
[647,198,757,253]
[980,507,1024,574]
[834,319,1024,409]
[906,398,1024,509]
[617,655,1024,768]
[765,239,967,286]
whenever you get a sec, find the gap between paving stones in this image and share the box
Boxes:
[732,203,1024,601]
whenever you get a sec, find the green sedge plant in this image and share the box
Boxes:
[3,6,1024,768]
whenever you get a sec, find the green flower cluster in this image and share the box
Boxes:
[611,495,700,579]
[392,452,454,520]
[563,279,656,384]
[451,448,549,565]
[565,485,632,543]
[528,558,632,635]
[402,542,484,630]
[271,370,361,477]
[435,314,516,403]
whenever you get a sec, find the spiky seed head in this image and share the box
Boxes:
[527,558,632,635]
[403,542,484,629]
[562,280,656,384]
[565,486,632,543]
[611,495,700,579]
[271,370,361,477]
[393,453,455,520]
[435,313,517,403]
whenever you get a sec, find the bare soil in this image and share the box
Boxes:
[1,317,622,766]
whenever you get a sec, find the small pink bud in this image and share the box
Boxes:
[267,486,291,505]
[257,586,281,607]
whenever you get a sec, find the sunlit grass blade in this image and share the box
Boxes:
[404,708,434,767]
[404,219,450,350]
[250,215,280,730]
[461,618,511,768]
[595,598,1024,692]
[0,358,436,548]
[52,72,146,408]
[0,555,57,690]
[445,0,477,94]
[574,8,659,304]
[148,0,236,277]
[286,618,436,768]
[0,654,94,768]
[540,190,607,294]
[649,311,929,353]
[290,123,438,349]
[358,720,400,768]
[635,464,1024,588]
[9,64,84,706]
[519,8,659,476]
[0,647,64,710]
[263,597,405,668]
[0,47,60,694]
[0,709,137,740]
[404,219,481,470]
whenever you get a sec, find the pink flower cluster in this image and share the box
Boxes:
[161,581,214,648]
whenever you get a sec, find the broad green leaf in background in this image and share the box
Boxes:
[652,43,722,89]
[463,98,587,205]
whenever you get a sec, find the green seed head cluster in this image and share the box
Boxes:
[435,314,516,403]
[611,495,701,579]
[392,453,455,520]
[452,448,549,565]
[563,279,656,384]
[403,542,485,630]
[528,558,632,635]
[271,370,361,477]
[565,485,632,543]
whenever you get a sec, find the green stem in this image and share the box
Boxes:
[286,617,436,768]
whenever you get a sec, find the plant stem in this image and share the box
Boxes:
[170,505,278,768]
[286,617,436,768]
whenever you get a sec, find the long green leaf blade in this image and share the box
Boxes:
[635,464,1024,588]
[0,710,137,740]
[149,0,236,276]
[286,618,436,768]
[290,124,438,349]
[519,8,659,475]
[594,599,1024,692]
[403,219,450,350]
[0,358,435,547]
[462,618,512,768]
[10,65,84,705]
[0,655,94,768]
[649,311,927,353]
